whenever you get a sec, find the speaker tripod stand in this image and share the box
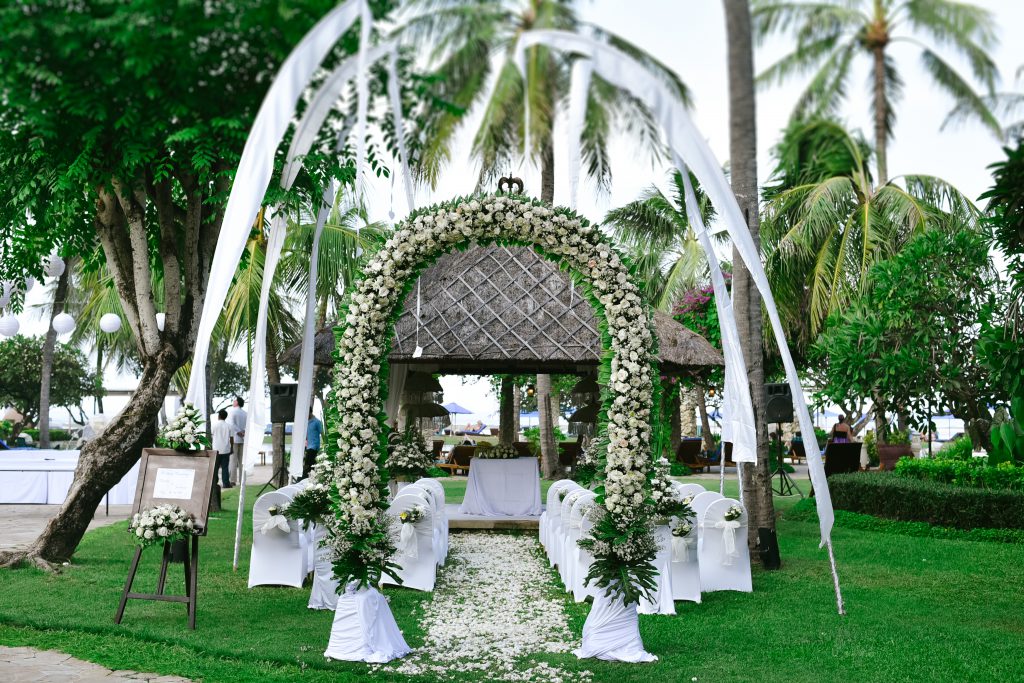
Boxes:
[770,425,804,498]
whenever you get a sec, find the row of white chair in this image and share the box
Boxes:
[539,479,752,615]
[248,480,315,591]
[380,478,448,592]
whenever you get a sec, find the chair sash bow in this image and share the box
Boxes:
[260,514,291,535]
[398,522,418,559]
[671,535,697,563]
[712,520,742,565]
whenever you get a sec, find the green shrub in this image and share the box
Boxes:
[863,429,880,467]
[827,472,1024,529]
[893,457,1024,491]
[426,466,450,478]
[887,429,910,446]
[785,498,1024,544]
[21,428,73,443]
[935,435,974,461]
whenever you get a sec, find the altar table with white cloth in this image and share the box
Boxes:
[458,457,542,517]
[0,450,140,505]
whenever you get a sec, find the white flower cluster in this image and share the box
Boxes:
[157,403,210,451]
[386,440,434,477]
[671,519,694,538]
[650,457,681,517]
[128,503,197,547]
[476,443,519,459]
[327,195,656,583]
[724,504,744,522]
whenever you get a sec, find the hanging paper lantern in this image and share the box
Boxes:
[23,276,35,293]
[155,312,166,331]
[45,254,66,278]
[99,313,122,334]
[0,315,19,337]
[52,312,76,335]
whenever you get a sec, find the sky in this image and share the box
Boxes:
[12,0,1024,429]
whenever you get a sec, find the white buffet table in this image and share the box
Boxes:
[458,457,542,517]
[0,450,140,505]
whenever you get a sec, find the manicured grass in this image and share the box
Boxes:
[1,479,1022,682]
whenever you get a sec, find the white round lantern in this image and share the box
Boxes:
[23,276,35,293]
[52,312,76,335]
[99,313,122,334]
[45,254,66,278]
[0,315,19,337]
[155,312,166,331]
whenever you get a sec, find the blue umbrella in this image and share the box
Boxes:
[443,402,473,414]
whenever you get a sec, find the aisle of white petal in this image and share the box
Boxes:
[384,533,593,682]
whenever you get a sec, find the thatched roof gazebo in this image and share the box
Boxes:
[280,245,722,375]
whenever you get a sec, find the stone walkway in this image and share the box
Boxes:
[0,647,193,682]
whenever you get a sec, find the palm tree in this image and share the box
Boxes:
[752,0,1000,183]
[725,0,775,546]
[761,119,981,347]
[401,0,691,477]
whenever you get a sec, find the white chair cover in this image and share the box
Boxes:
[308,526,340,611]
[689,490,723,522]
[573,588,657,663]
[405,482,447,566]
[324,582,412,663]
[541,480,578,554]
[698,498,752,593]
[572,507,601,603]
[556,489,589,577]
[675,483,706,499]
[637,524,675,615]
[562,492,596,593]
[669,514,701,603]
[249,491,307,588]
[381,493,437,592]
[415,478,448,565]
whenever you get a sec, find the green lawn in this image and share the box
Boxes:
[1,478,1022,682]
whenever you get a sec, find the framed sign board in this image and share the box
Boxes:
[132,448,218,534]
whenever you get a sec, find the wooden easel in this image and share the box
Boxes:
[114,535,200,629]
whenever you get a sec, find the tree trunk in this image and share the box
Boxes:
[39,262,74,448]
[536,135,559,478]
[872,45,888,185]
[670,388,682,453]
[697,386,715,453]
[724,0,776,552]
[513,384,522,440]
[1,347,179,568]
[265,336,287,488]
[537,373,559,478]
[499,376,515,445]
[95,346,105,414]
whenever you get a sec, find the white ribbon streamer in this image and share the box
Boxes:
[387,48,415,213]
[185,0,369,411]
[713,520,742,566]
[514,29,834,548]
[398,522,417,559]
[670,534,696,563]
[354,0,372,199]
[566,58,592,210]
[260,514,291,535]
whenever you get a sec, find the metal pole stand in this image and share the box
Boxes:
[771,426,804,498]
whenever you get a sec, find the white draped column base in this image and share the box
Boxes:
[324,583,412,663]
[573,589,657,663]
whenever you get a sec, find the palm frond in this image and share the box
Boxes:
[919,48,1001,137]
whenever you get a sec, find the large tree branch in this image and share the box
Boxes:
[148,173,183,342]
[94,186,145,357]
[111,177,161,357]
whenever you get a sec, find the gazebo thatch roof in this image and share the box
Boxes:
[280,245,722,375]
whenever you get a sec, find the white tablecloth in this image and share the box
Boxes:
[458,457,542,517]
[0,450,140,505]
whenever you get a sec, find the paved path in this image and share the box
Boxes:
[0,464,275,552]
[0,646,193,682]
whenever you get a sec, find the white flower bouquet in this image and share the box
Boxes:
[386,429,434,479]
[398,505,424,525]
[128,503,198,547]
[476,443,518,459]
[671,519,694,537]
[724,504,744,522]
[157,403,210,452]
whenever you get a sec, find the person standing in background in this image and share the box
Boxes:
[227,396,247,486]
[212,409,233,489]
[303,407,323,479]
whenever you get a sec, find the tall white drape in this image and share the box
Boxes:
[185,0,369,412]
[515,29,834,547]
[566,59,592,210]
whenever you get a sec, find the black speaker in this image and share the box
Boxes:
[758,527,782,570]
[269,383,298,423]
[764,383,793,423]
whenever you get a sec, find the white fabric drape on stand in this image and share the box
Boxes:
[514,29,834,547]
[385,363,408,429]
[573,590,657,662]
[386,48,416,213]
[185,0,369,410]
[566,58,592,210]
[324,583,411,663]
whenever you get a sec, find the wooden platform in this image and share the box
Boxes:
[445,503,541,530]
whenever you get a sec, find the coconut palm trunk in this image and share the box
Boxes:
[724,0,776,550]
[39,260,74,448]
[872,44,889,183]
[537,138,560,478]
[265,334,287,489]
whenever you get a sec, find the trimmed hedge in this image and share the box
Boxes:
[893,457,1024,491]
[827,472,1024,530]
[21,428,73,442]
[785,498,1024,544]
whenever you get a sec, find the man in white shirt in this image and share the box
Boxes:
[227,396,247,486]
[211,409,233,489]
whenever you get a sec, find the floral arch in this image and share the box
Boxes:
[318,194,663,603]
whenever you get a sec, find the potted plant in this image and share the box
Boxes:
[877,429,912,471]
